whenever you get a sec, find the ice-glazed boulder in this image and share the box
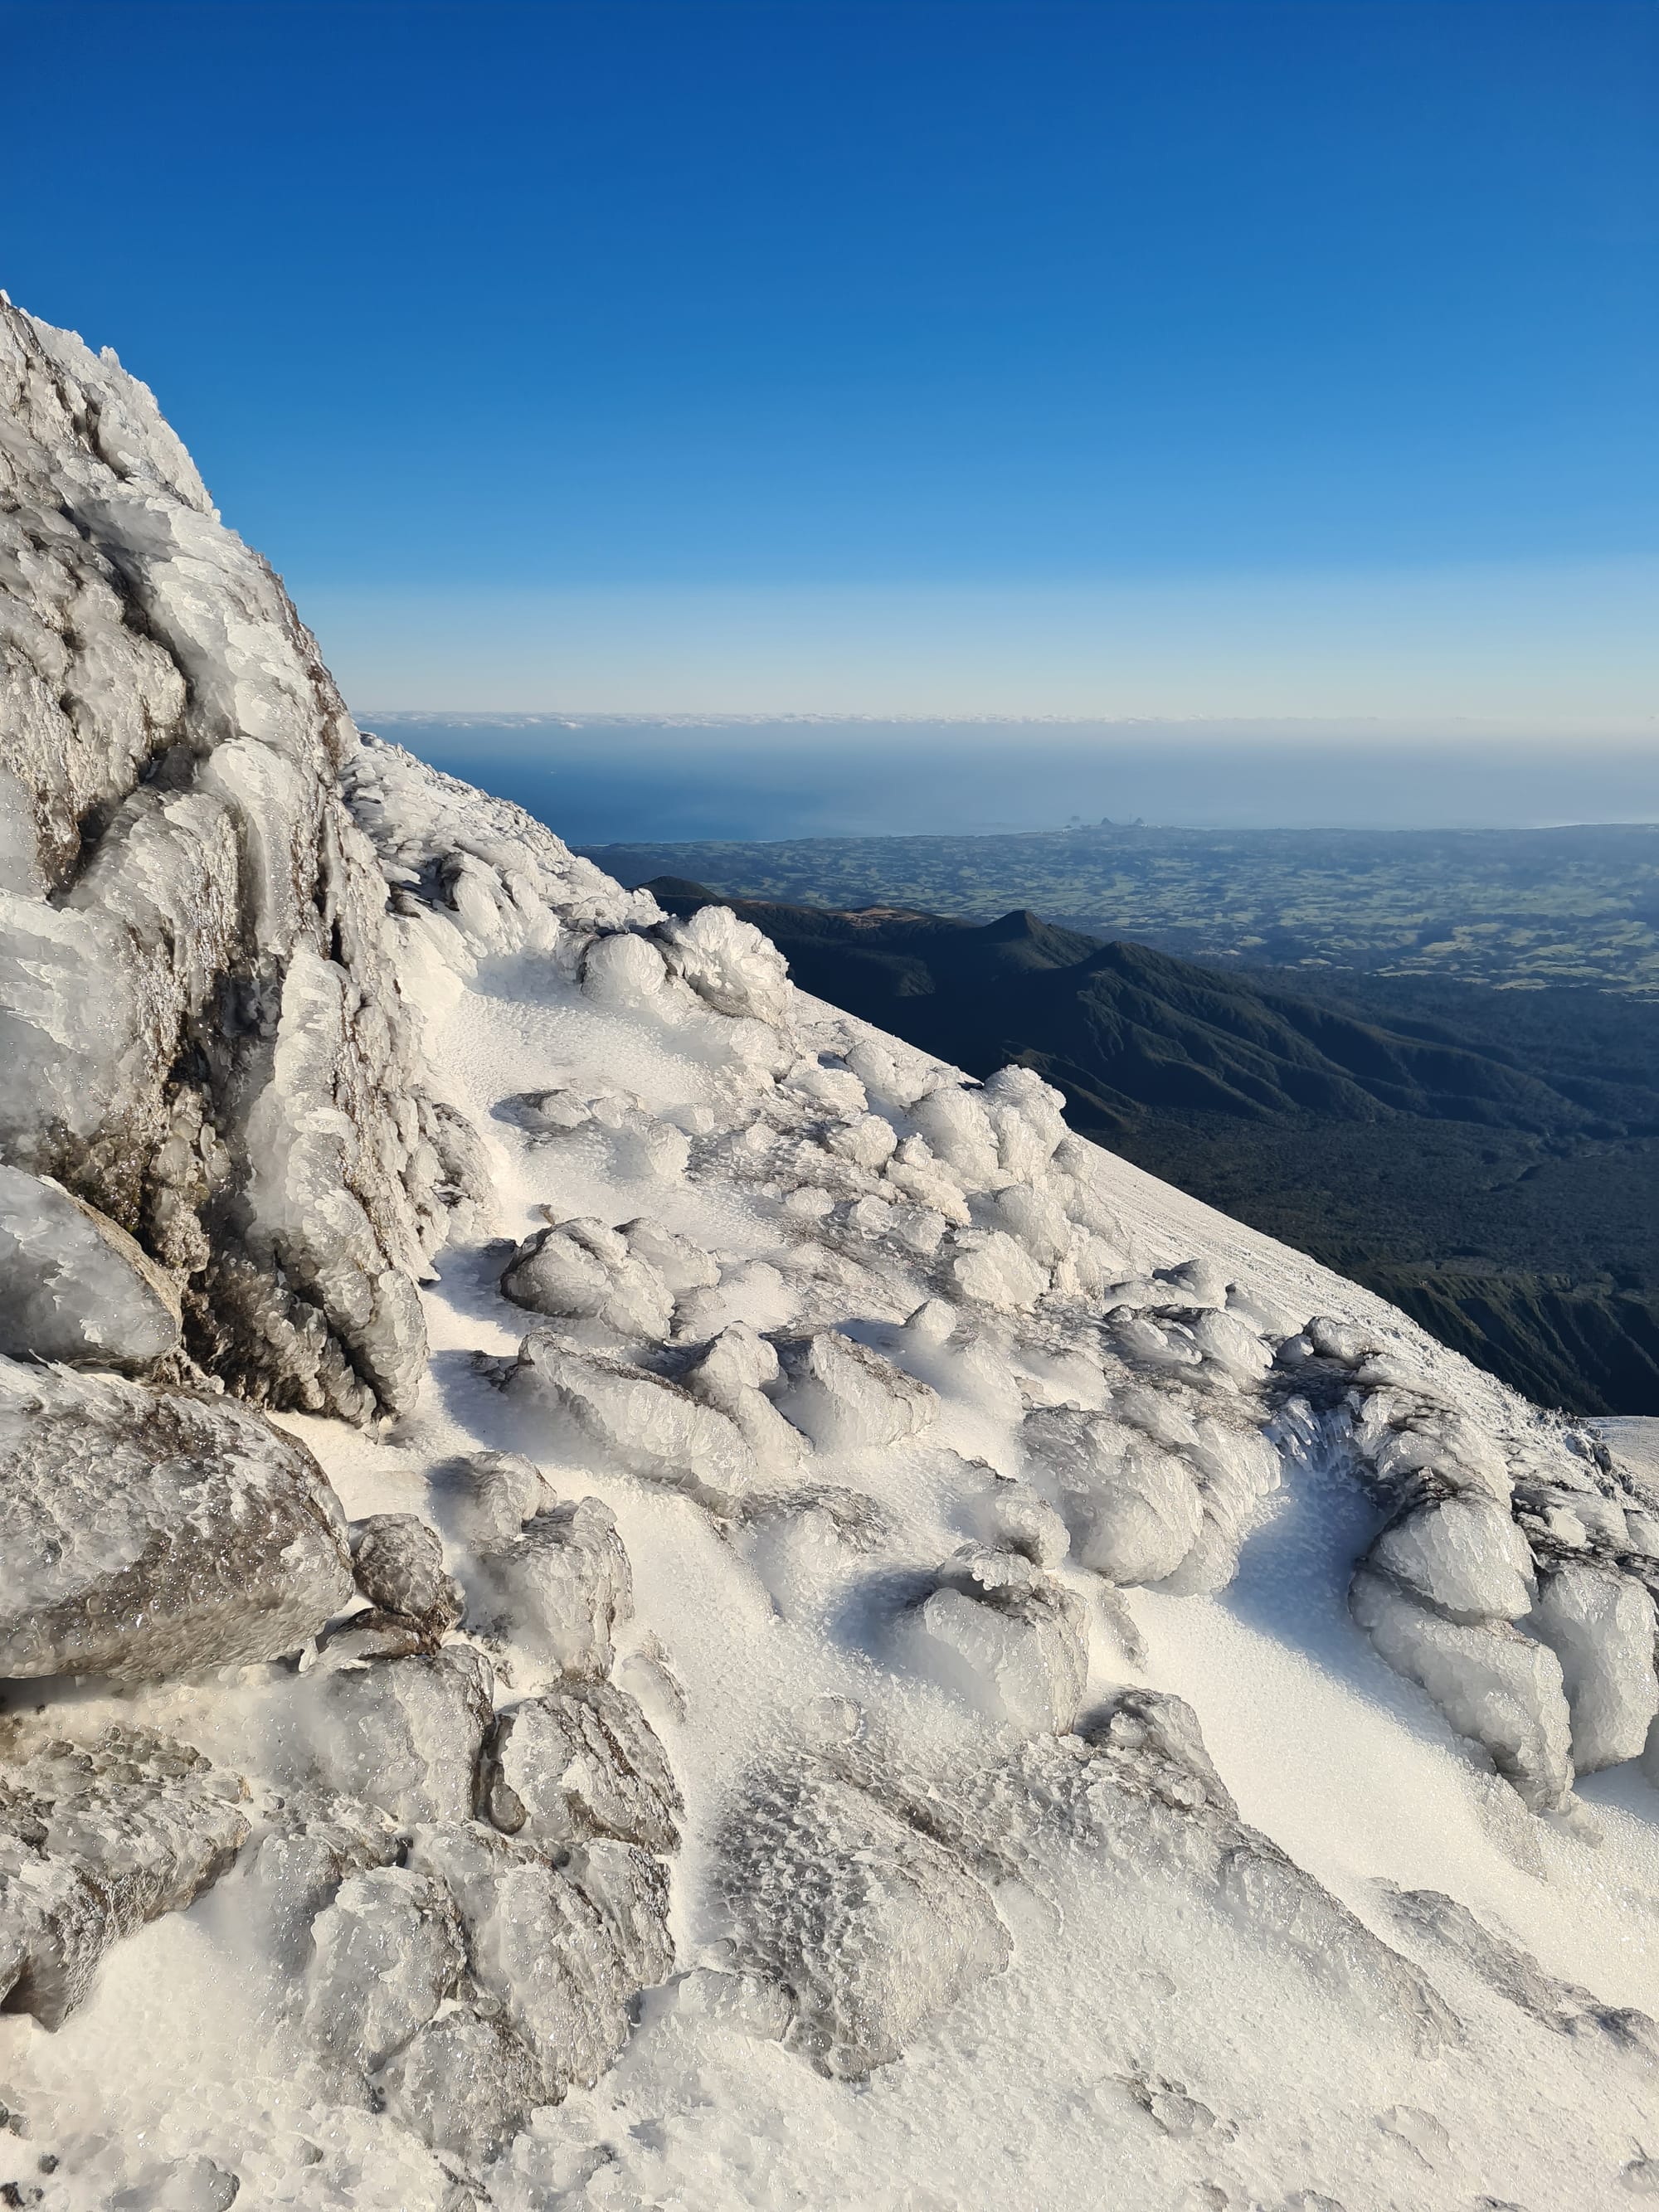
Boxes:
[716,1763,1012,2076]
[500,1215,676,1339]
[1022,1404,1204,1586]
[769,1329,938,1451]
[471,1495,634,1676]
[653,902,792,1028]
[1528,1563,1659,1772]
[0,1728,249,2028]
[480,1682,681,1854]
[1350,1569,1574,1811]
[0,1163,182,1369]
[376,2010,543,2171]
[499,1332,758,1504]
[0,1355,354,1680]
[350,1514,465,1646]
[903,1547,1089,1734]
[300,1648,496,1827]
[1367,1495,1538,1625]
[405,1819,674,2103]
[302,1865,465,2069]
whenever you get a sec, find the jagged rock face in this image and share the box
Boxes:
[0,300,482,1419]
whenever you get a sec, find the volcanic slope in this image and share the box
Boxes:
[4,301,1659,2210]
[643,879,1659,1417]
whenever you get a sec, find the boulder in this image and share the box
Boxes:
[716,1764,1011,2076]
[500,1216,675,1339]
[1368,1495,1537,1625]
[376,2010,543,2169]
[769,1330,938,1452]
[1530,1562,1657,1773]
[473,1496,632,1676]
[1350,1568,1574,1810]
[350,1513,465,1645]
[303,1864,465,2069]
[301,1648,494,1827]
[0,1356,354,1680]
[499,1332,757,1503]
[1022,1405,1204,1586]
[0,1163,181,1369]
[0,1728,248,2028]
[903,1548,1089,1734]
[481,1682,681,1854]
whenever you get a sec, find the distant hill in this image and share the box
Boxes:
[644,878,1659,1417]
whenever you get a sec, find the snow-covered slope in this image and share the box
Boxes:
[3,304,1659,2211]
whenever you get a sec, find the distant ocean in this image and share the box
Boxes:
[359,717,1659,844]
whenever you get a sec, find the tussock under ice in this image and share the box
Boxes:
[2,298,1659,2210]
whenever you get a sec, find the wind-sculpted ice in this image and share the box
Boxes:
[1276,1319,1659,1806]
[902,1544,1090,1733]
[0,1355,354,1680]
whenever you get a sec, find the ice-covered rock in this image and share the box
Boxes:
[240,1787,403,1959]
[0,299,480,1421]
[715,1763,1012,2075]
[0,1728,248,2028]
[377,2010,543,2170]
[946,1226,1051,1311]
[653,902,792,1028]
[351,1514,465,1646]
[620,1216,720,1293]
[471,1495,633,1677]
[0,1356,353,1680]
[440,1448,548,1548]
[903,1547,1089,1733]
[499,1332,758,1504]
[299,1648,495,1827]
[0,1163,181,1369]
[1022,1404,1204,1585]
[481,1683,680,1854]
[679,1322,811,1471]
[405,1819,673,2101]
[302,1864,465,2069]
[500,1216,675,1339]
[1367,1495,1538,1625]
[1528,1562,1658,1773]
[580,930,677,1014]
[1350,1569,1574,1810]
[769,1329,938,1452]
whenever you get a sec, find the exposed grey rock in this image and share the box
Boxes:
[715,1762,1012,2076]
[499,1332,757,1504]
[904,1547,1089,1735]
[769,1330,938,1452]
[1528,1562,1658,1773]
[1350,1568,1574,1811]
[472,1496,632,1676]
[0,1164,181,1369]
[0,1727,248,2028]
[481,1683,680,1854]
[350,1514,465,1645]
[500,1216,675,1339]
[302,1865,465,2069]
[0,1357,353,1680]
[376,2010,542,2170]
[300,1648,494,1827]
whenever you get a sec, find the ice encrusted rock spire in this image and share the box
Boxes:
[0,297,479,1417]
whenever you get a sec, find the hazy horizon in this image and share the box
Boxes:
[372,716,1659,842]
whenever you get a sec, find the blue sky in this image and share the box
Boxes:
[5,0,1655,723]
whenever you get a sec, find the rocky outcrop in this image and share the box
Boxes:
[0,299,483,1420]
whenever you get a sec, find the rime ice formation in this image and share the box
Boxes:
[3,303,1659,2210]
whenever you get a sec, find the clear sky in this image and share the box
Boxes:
[4,0,1655,727]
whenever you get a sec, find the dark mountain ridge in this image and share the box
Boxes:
[645,878,1659,1417]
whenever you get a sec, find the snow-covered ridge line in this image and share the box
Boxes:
[4,300,1659,2209]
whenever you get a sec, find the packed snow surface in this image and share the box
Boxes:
[3,301,1659,2210]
